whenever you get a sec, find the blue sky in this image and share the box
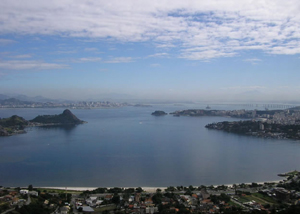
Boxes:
[0,0,300,102]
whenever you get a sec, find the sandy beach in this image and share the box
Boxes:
[40,179,284,193]
[40,187,165,193]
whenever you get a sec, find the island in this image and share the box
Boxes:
[30,109,86,125]
[151,110,167,116]
[0,109,86,136]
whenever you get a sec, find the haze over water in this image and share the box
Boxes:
[0,104,299,187]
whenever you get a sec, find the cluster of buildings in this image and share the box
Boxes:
[71,182,300,214]
[0,188,38,209]
[0,98,130,109]
[1,175,300,214]
[263,110,300,125]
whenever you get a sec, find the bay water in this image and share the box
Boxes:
[0,104,299,187]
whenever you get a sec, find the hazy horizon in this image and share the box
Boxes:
[1,1,300,102]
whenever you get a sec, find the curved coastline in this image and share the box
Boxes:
[39,179,284,192]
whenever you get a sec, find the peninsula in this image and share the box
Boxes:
[205,120,300,140]
[0,109,86,136]
[171,108,300,140]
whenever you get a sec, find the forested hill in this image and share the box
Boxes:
[0,109,86,136]
[30,109,85,124]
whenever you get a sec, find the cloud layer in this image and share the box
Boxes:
[1,0,300,60]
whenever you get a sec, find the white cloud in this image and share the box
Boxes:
[10,54,32,59]
[243,58,262,64]
[0,38,15,45]
[104,57,133,63]
[150,63,160,67]
[76,57,102,62]
[56,50,77,54]
[0,60,68,70]
[84,48,99,52]
[222,86,267,91]
[1,1,300,59]
[146,53,169,58]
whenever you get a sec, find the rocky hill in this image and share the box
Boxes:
[0,109,86,136]
[30,109,85,124]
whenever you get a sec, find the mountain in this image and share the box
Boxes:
[0,94,10,100]
[0,98,36,105]
[30,109,86,124]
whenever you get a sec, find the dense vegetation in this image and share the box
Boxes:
[0,109,85,136]
[0,115,28,136]
[30,109,85,124]
[151,110,167,116]
[205,120,300,140]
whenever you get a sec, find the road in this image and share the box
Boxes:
[26,194,31,205]
[1,208,15,214]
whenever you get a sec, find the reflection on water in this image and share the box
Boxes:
[34,124,78,133]
[0,106,299,187]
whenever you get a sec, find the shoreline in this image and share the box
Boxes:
[38,179,284,193]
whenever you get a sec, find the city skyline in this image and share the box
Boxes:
[0,0,300,102]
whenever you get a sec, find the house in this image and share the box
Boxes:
[4,195,13,201]
[145,206,158,214]
[60,206,70,214]
[77,206,95,213]
[20,189,29,194]
[104,194,113,200]
[29,191,39,196]
[9,191,18,196]
[274,188,290,201]
[12,197,19,205]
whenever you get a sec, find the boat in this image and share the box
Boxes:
[206,105,211,109]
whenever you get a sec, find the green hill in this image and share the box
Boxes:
[30,109,85,124]
[0,115,28,136]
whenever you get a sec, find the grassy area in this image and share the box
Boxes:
[36,188,82,194]
[228,200,243,208]
[236,193,278,206]
[236,196,251,203]
[93,204,116,213]
[252,193,278,204]
[245,195,268,205]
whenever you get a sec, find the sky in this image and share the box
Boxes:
[0,0,300,102]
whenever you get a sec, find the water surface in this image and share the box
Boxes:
[0,104,299,187]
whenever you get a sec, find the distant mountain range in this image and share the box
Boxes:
[0,94,70,103]
[0,98,36,105]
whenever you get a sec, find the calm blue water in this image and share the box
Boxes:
[0,104,299,187]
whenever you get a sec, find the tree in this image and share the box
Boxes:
[28,184,33,191]
[136,187,143,193]
[189,185,195,191]
[112,195,120,204]
[152,193,162,204]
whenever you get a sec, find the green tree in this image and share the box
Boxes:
[112,195,120,204]
[28,184,33,191]
[136,187,143,193]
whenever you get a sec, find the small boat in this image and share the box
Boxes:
[206,105,211,109]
